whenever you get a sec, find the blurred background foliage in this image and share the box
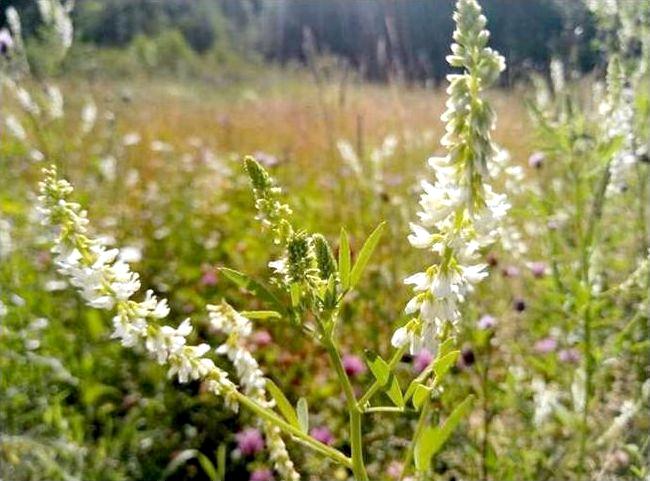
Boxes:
[1,0,599,83]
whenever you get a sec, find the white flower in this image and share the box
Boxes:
[208,302,301,480]
[0,217,13,259]
[29,317,49,330]
[532,378,562,426]
[120,246,142,263]
[407,223,434,249]
[150,140,173,153]
[417,179,466,227]
[606,87,636,196]
[209,303,262,398]
[268,258,288,276]
[16,87,40,116]
[37,0,73,51]
[99,156,117,181]
[168,344,213,383]
[145,318,192,364]
[5,115,26,141]
[598,400,638,445]
[111,313,147,347]
[391,326,410,348]
[45,84,64,119]
[337,140,361,176]
[265,424,301,481]
[30,150,45,162]
[123,132,141,146]
[398,0,508,350]
[38,165,236,409]
[81,101,97,135]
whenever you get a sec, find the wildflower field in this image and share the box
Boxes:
[2,1,650,480]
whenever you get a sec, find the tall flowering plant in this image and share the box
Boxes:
[37,1,509,479]
[523,0,650,473]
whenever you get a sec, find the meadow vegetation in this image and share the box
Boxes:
[1,1,650,481]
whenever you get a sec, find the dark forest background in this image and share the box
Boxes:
[1,0,599,83]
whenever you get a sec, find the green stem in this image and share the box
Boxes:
[400,397,432,481]
[578,298,593,475]
[357,345,407,409]
[577,160,611,475]
[232,391,352,468]
[364,406,405,414]
[481,337,493,481]
[322,338,369,481]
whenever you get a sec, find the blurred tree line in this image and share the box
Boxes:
[1,0,598,83]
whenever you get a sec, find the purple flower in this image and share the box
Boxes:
[502,265,520,278]
[528,152,545,169]
[534,337,557,354]
[200,269,217,286]
[236,428,265,456]
[514,298,526,312]
[529,262,547,279]
[413,349,433,373]
[0,29,13,56]
[254,151,280,167]
[310,426,334,446]
[461,346,475,367]
[387,461,404,479]
[250,468,274,481]
[252,330,273,347]
[558,348,580,363]
[342,354,366,377]
[478,315,496,330]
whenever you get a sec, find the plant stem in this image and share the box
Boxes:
[481,337,493,481]
[232,391,352,468]
[578,161,611,475]
[322,337,369,481]
[578,298,593,475]
[364,406,405,414]
[400,396,432,481]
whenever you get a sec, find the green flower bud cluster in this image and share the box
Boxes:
[443,0,506,211]
[287,231,320,287]
[245,156,293,245]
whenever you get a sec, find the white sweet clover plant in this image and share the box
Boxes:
[392,0,508,354]
[37,0,509,479]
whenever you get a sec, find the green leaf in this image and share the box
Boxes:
[266,379,300,429]
[405,347,458,403]
[162,449,200,480]
[365,350,403,407]
[432,351,459,385]
[289,283,301,307]
[438,338,456,357]
[297,397,309,434]
[414,395,474,473]
[386,376,404,408]
[365,350,390,386]
[339,228,351,290]
[350,222,386,288]
[219,268,284,311]
[240,310,282,320]
[412,383,432,411]
[216,444,226,481]
[196,453,219,481]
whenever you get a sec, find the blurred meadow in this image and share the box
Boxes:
[2,1,650,481]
